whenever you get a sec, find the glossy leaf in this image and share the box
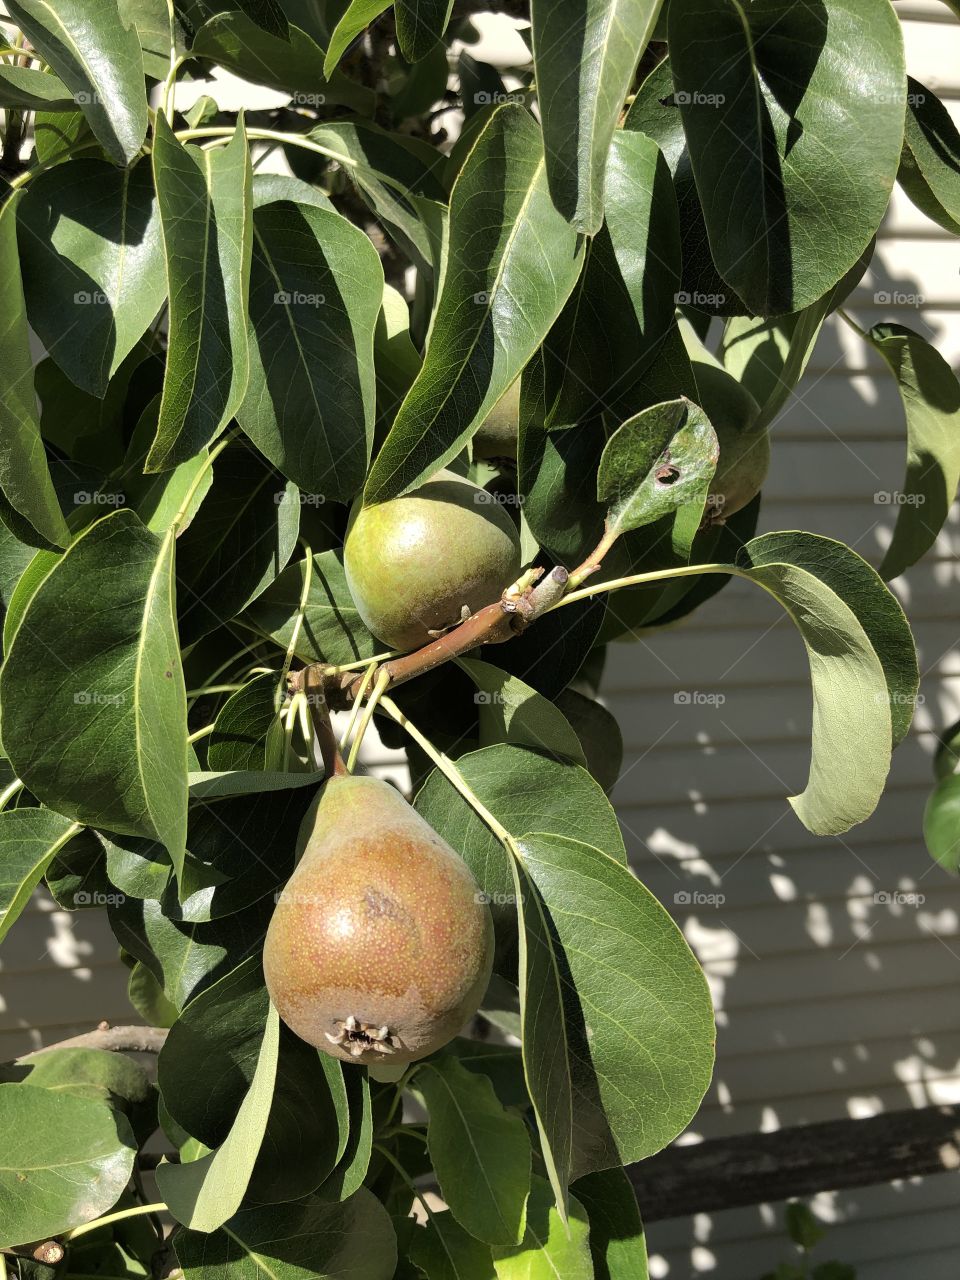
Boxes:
[365,106,584,503]
[148,115,252,472]
[173,1188,397,1280]
[0,510,189,875]
[243,549,378,665]
[6,0,148,165]
[395,0,453,62]
[238,201,383,500]
[17,156,166,398]
[491,1176,592,1278]
[517,834,715,1179]
[157,1004,280,1231]
[0,809,79,944]
[667,0,906,313]
[865,323,960,581]
[324,1,391,77]
[461,657,586,765]
[598,398,719,538]
[532,0,663,233]
[899,77,960,235]
[0,66,73,109]
[0,1084,136,1248]
[417,1054,531,1246]
[0,193,70,551]
[207,674,281,772]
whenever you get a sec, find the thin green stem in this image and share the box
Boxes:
[326,649,401,673]
[378,695,519,853]
[8,141,104,188]
[64,1203,167,1241]
[555,562,728,610]
[185,683,245,699]
[161,52,188,126]
[338,660,378,751]
[187,723,215,744]
[279,540,313,694]
[837,307,869,341]
[175,126,368,177]
[0,778,24,810]
[345,668,391,772]
[170,433,234,534]
[372,1144,437,1222]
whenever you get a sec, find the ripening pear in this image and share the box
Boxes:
[472,378,520,464]
[344,470,521,650]
[263,775,494,1066]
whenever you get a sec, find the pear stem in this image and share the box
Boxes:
[345,668,392,772]
[379,696,519,854]
[338,661,379,752]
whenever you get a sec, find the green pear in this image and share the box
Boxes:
[263,775,494,1066]
[472,378,520,463]
[344,469,521,650]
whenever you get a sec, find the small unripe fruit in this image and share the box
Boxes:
[472,379,520,464]
[264,775,494,1066]
[344,470,521,650]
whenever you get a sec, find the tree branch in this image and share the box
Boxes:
[29,1023,169,1056]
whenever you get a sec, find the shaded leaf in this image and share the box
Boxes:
[667,0,905,313]
[491,1176,592,1278]
[0,510,188,875]
[923,773,960,873]
[238,201,383,500]
[0,66,73,110]
[410,1211,497,1280]
[460,657,586,764]
[0,193,70,552]
[899,76,960,235]
[533,0,663,233]
[147,115,252,472]
[573,1167,648,1280]
[207,674,281,772]
[0,809,79,944]
[324,1,391,78]
[395,0,454,62]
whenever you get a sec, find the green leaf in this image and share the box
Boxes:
[173,1188,397,1280]
[191,13,374,112]
[321,1065,373,1200]
[6,0,147,166]
[532,0,663,233]
[238,201,383,500]
[17,156,166,398]
[0,809,80,944]
[0,1083,136,1248]
[117,400,214,534]
[0,193,71,552]
[416,1055,531,1246]
[186,770,321,800]
[573,1167,648,1279]
[243,549,378,665]
[365,106,584,504]
[461,658,585,764]
[0,509,189,875]
[410,1211,497,1279]
[207,674,281,772]
[324,1,391,78]
[5,1046,151,1115]
[555,689,623,795]
[395,0,454,62]
[899,77,960,235]
[147,115,253,473]
[864,323,960,582]
[667,0,906,313]
[157,1003,280,1231]
[119,0,182,78]
[0,66,74,109]
[491,1176,592,1279]
[786,1202,826,1249]
[414,744,625,955]
[597,398,719,538]
[923,773,960,873]
[175,444,299,646]
[517,834,715,1180]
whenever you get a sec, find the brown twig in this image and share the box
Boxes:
[29,1023,169,1055]
[303,665,349,777]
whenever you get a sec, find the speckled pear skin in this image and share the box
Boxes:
[343,469,521,650]
[263,775,494,1066]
